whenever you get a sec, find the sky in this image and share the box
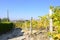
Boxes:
[0,0,60,20]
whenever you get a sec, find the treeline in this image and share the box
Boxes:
[0,18,9,23]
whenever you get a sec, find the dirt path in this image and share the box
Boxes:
[0,28,24,40]
[0,29,49,40]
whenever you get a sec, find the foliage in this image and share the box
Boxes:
[38,6,60,40]
[49,6,60,40]
[38,15,49,28]
[0,22,15,35]
[53,34,60,40]
[32,19,38,29]
[52,6,60,33]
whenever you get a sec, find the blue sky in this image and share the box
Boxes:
[0,0,60,20]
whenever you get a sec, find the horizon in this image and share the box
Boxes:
[0,0,60,20]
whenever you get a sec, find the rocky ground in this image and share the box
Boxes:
[0,28,24,40]
[0,28,49,40]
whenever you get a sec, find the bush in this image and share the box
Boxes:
[0,22,15,35]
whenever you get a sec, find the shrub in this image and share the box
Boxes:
[0,22,15,35]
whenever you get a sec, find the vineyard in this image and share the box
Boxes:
[14,6,60,40]
[0,6,60,40]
